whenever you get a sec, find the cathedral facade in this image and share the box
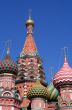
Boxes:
[0,16,72,110]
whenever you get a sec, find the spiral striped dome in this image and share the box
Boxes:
[53,57,72,89]
[27,80,50,100]
[48,82,59,101]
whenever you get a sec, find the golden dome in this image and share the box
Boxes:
[26,17,34,27]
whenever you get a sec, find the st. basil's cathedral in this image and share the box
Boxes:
[0,15,72,110]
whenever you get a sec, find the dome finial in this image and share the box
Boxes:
[29,9,32,20]
[64,47,66,58]
[63,46,67,61]
[26,10,34,29]
[6,40,11,55]
[6,47,10,55]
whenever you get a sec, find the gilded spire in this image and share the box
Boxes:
[20,13,38,57]
[26,10,34,34]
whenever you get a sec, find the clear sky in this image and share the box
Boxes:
[0,0,72,84]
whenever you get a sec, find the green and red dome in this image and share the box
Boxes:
[0,49,18,75]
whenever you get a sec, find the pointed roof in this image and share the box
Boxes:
[53,56,72,89]
[20,17,38,58]
[20,34,38,57]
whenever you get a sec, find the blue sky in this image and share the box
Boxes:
[0,0,72,84]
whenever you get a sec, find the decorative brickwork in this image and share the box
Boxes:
[0,16,72,110]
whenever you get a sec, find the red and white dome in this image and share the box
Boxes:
[53,57,72,89]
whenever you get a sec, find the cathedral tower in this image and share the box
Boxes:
[16,16,47,109]
[53,53,72,110]
[28,80,50,110]
[0,48,21,110]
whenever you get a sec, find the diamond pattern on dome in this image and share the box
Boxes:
[27,80,50,100]
[0,54,18,75]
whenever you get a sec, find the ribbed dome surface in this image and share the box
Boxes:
[48,83,59,101]
[0,54,18,75]
[53,58,72,89]
[27,80,50,100]
[0,61,3,70]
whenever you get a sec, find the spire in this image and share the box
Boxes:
[63,47,67,62]
[20,14,38,57]
[5,40,11,56]
[26,10,34,34]
[63,47,68,64]
[61,47,69,69]
[6,47,10,55]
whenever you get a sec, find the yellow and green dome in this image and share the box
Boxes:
[48,82,59,101]
[27,80,50,100]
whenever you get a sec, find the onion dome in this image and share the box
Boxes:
[53,56,72,89]
[0,48,18,75]
[27,80,50,100]
[48,82,59,101]
[26,16,34,27]
[0,60,3,70]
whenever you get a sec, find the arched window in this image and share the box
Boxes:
[2,91,13,97]
[62,102,67,106]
